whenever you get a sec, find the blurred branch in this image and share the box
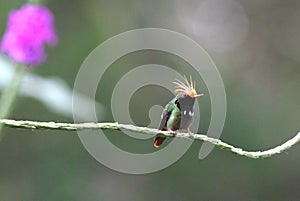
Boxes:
[0,119,299,159]
[0,65,25,140]
[0,55,105,121]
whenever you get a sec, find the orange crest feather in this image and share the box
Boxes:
[173,75,203,98]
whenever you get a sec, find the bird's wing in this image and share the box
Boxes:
[157,98,176,130]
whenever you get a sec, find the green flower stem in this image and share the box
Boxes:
[0,119,299,159]
[0,64,25,140]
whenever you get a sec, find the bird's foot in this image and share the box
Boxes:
[168,129,177,137]
[187,128,194,138]
[172,131,178,137]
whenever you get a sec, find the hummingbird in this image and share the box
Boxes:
[154,76,204,148]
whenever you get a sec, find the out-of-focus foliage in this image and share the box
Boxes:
[0,0,299,200]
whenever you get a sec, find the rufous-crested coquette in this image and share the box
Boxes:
[154,76,204,147]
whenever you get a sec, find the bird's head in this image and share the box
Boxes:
[173,76,204,111]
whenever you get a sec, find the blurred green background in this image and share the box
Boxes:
[0,0,299,200]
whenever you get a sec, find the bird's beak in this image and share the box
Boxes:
[194,93,204,98]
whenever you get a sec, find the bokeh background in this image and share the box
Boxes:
[0,0,299,200]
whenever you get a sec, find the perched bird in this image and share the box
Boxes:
[154,76,204,148]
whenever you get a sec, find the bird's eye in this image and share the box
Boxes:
[175,99,181,109]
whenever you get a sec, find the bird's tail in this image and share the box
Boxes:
[154,137,166,148]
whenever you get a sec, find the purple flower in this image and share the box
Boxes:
[1,4,57,66]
